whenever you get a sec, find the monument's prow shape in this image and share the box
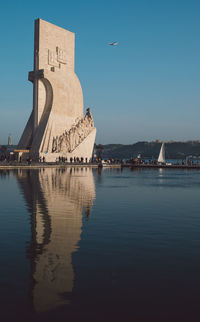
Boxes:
[18,19,96,161]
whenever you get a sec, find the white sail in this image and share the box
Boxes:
[158,142,165,163]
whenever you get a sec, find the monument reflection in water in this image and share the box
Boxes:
[16,167,95,313]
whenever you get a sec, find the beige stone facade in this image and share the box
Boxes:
[18,19,96,162]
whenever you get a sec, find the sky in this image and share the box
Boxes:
[0,0,200,145]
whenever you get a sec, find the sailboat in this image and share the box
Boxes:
[158,142,165,164]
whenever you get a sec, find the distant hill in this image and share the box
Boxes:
[96,142,200,160]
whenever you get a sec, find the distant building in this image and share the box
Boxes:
[8,135,12,146]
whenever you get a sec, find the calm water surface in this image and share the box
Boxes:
[1,167,200,321]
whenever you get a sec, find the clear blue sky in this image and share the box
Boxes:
[0,0,200,144]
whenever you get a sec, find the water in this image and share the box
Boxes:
[1,167,200,321]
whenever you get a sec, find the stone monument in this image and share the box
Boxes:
[18,19,96,162]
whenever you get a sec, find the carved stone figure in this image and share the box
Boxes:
[51,111,95,153]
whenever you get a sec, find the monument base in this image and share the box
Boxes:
[33,128,96,162]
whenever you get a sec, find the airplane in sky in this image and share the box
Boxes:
[108,41,119,46]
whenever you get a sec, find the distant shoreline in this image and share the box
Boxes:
[97,141,200,159]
